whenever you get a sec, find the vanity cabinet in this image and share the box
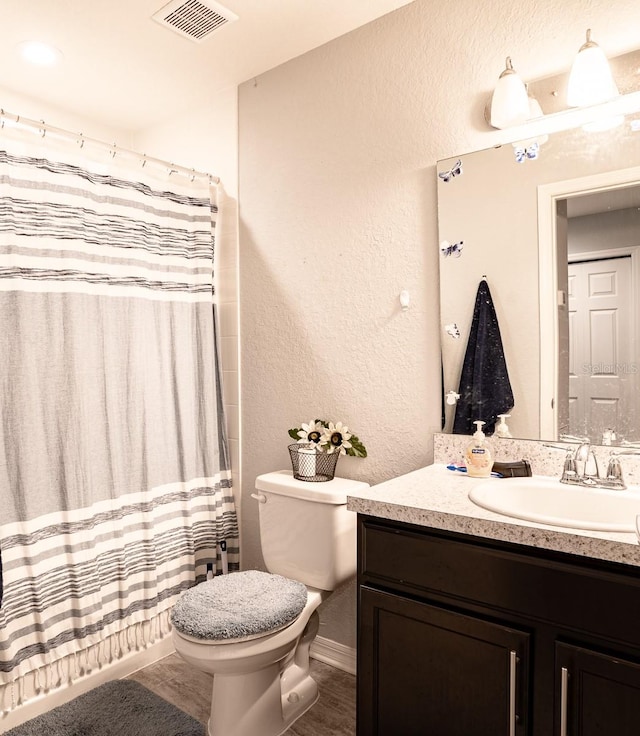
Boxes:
[359,586,530,735]
[556,643,640,736]
[356,516,640,736]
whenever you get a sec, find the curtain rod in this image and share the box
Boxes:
[0,108,220,185]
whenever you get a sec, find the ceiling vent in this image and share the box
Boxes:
[152,0,238,43]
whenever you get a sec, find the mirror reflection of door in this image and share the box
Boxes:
[567,256,634,442]
[557,184,640,444]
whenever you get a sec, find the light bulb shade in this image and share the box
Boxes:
[567,32,619,107]
[490,58,530,129]
[527,96,544,119]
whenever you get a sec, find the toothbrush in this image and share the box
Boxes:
[447,463,503,478]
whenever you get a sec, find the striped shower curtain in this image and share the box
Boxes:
[0,130,239,705]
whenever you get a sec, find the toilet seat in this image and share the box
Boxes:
[170,570,308,642]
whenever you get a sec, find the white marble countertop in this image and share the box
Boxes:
[346,464,640,567]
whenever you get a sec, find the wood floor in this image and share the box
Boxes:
[128,653,356,735]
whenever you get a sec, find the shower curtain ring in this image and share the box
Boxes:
[39,120,46,138]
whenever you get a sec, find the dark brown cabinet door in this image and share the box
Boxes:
[358,586,530,736]
[556,643,640,736]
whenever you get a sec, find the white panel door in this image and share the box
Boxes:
[568,257,634,441]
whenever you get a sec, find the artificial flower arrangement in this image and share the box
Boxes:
[288,419,367,457]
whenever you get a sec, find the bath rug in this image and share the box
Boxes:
[171,569,308,640]
[4,679,205,736]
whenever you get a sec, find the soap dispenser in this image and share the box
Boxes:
[465,420,493,478]
[495,414,513,439]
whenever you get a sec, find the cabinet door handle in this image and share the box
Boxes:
[560,666,569,736]
[509,650,517,736]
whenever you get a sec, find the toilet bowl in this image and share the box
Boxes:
[170,470,369,736]
[173,585,324,736]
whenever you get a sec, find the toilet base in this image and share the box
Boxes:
[206,611,321,736]
[208,667,318,736]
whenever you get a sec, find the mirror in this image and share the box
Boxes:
[438,102,640,445]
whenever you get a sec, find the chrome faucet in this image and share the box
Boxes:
[560,441,628,490]
[560,441,599,485]
[549,440,639,490]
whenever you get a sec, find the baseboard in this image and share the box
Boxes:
[310,636,356,676]
[0,637,174,732]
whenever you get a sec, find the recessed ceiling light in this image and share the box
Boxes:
[18,41,63,67]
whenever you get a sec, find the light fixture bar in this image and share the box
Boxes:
[491,90,640,146]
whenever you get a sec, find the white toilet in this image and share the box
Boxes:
[171,470,369,736]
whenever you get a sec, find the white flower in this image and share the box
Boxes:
[289,418,366,458]
[296,419,325,447]
[321,421,353,455]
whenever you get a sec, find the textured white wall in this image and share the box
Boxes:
[238,0,640,648]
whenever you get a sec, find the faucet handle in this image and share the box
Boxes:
[560,451,578,484]
[604,456,626,490]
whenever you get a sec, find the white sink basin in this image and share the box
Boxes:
[468,476,640,532]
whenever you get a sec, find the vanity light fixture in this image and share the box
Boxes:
[567,29,619,107]
[486,32,640,142]
[490,57,530,129]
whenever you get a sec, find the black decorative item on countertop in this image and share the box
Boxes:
[288,443,339,482]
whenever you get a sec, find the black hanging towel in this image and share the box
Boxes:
[453,279,514,435]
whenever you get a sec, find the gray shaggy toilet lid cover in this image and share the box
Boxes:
[170,570,308,641]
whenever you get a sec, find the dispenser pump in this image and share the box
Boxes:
[473,420,486,441]
[465,420,493,478]
[495,414,512,439]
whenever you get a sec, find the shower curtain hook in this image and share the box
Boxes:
[189,168,196,183]
[77,133,85,149]
[141,155,147,168]
[109,143,117,159]
[39,120,46,138]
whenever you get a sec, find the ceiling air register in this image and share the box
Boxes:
[152,0,238,42]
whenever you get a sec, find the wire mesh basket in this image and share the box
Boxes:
[288,443,339,482]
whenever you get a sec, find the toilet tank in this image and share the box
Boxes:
[254,471,369,591]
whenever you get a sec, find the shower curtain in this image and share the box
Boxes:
[0,130,239,706]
